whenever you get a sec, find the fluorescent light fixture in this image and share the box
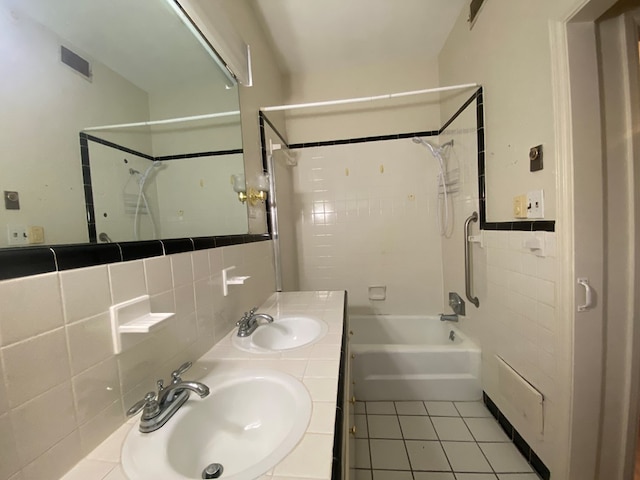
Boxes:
[163,0,237,87]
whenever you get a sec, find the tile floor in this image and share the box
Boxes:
[352,400,540,480]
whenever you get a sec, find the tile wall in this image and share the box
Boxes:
[292,139,445,315]
[0,241,275,480]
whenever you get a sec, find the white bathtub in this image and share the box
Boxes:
[350,315,482,401]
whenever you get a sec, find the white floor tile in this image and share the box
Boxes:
[355,402,366,414]
[355,439,371,469]
[465,417,511,442]
[370,439,411,470]
[368,415,403,439]
[398,416,438,440]
[395,401,427,415]
[454,401,492,418]
[353,469,373,480]
[479,443,533,473]
[413,473,455,480]
[405,440,451,471]
[455,475,499,480]
[373,471,413,480]
[355,415,368,438]
[425,401,459,416]
[496,475,540,480]
[366,401,396,415]
[441,442,492,473]
[431,417,474,441]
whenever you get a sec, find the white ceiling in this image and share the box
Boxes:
[250,0,467,74]
[2,0,229,93]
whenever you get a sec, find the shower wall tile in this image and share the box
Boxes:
[0,242,273,479]
[293,139,444,314]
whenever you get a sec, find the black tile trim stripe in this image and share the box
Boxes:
[0,235,271,281]
[156,149,243,161]
[0,247,58,281]
[259,111,289,148]
[80,133,244,243]
[84,134,155,161]
[483,391,551,480]
[260,88,555,234]
[483,221,556,232]
[289,130,439,149]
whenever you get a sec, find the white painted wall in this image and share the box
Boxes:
[89,144,160,242]
[285,58,441,143]
[436,0,595,475]
[293,139,444,314]
[154,154,247,238]
[0,5,151,247]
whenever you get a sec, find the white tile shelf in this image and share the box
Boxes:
[109,295,174,354]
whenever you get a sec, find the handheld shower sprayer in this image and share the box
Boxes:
[412,136,454,237]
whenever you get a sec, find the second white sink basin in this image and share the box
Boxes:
[122,368,312,480]
[232,316,328,353]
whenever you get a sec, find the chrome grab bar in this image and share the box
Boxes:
[464,212,480,308]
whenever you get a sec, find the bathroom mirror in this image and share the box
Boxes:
[0,0,248,247]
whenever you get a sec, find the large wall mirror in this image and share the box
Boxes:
[0,0,248,248]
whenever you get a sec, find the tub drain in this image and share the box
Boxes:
[202,463,223,479]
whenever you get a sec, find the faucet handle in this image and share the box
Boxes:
[126,391,159,417]
[249,307,258,315]
[171,361,192,384]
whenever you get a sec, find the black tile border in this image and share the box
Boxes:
[332,291,349,479]
[79,133,244,243]
[0,235,271,281]
[54,244,122,271]
[483,391,551,480]
[0,247,58,281]
[260,87,555,233]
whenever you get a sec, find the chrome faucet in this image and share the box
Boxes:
[440,313,459,322]
[236,307,274,337]
[126,361,210,433]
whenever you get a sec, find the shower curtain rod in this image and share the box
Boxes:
[260,83,479,113]
[83,110,241,132]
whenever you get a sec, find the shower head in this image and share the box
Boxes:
[412,137,443,156]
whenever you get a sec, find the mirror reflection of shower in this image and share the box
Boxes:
[126,161,163,240]
[412,137,454,237]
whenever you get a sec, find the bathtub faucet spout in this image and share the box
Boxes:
[440,313,459,322]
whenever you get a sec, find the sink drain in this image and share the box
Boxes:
[202,463,223,479]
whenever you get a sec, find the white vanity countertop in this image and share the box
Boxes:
[60,291,346,480]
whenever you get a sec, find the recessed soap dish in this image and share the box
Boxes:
[110,295,174,354]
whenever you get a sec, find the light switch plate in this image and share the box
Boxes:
[527,190,544,219]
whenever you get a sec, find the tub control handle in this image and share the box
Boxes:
[464,212,480,308]
[350,426,357,435]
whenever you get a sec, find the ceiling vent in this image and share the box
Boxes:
[60,46,92,81]
[469,0,487,29]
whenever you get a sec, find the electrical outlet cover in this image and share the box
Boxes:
[513,194,527,219]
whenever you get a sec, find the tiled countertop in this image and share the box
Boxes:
[60,291,346,480]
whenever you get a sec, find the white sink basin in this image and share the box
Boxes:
[232,316,328,353]
[122,368,312,480]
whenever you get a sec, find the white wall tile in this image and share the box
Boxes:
[10,382,77,465]
[191,251,210,281]
[171,252,194,287]
[60,266,112,324]
[0,273,64,346]
[0,243,274,478]
[20,431,82,480]
[66,313,113,375]
[0,413,21,479]
[108,261,146,304]
[143,256,172,295]
[2,327,71,408]
[72,358,121,425]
